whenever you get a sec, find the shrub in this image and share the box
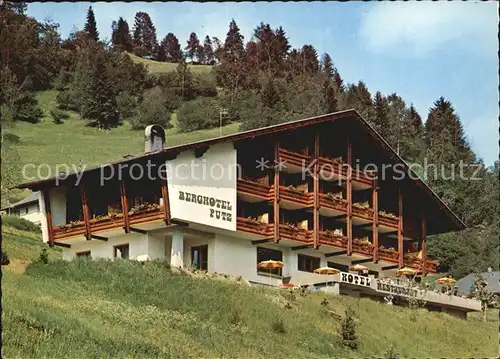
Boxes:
[130,87,174,130]
[1,250,10,266]
[230,310,243,327]
[383,344,399,359]
[340,306,358,350]
[50,108,69,124]
[192,73,217,98]
[271,318,286,334]
[39,248,49,264]
[116,91,137,120]
[177,97,221,132]
[2,215,41,233]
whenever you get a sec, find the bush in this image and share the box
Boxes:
[271,318,286,334]
[340,307,358,350]
[50,108,69,124]
[383,344,399,359]
[39,248,49,264]
[56,89,80,111]
[177,97,221,132]
[116,91,137,120]
[2,215,42,233]
[129,87,174,130]
[1,250,10,266]
[192,73,217,98]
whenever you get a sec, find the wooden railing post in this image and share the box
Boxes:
[274,139,280,243]
[160,178,171,225]
[372,179,379,262]
[81,182,91,240]
[346,138,353,255]
[397,187,404,268]
[421,215,427,275]
[313,130,320,249]
[120,179,130,233]
[42,189,54,247]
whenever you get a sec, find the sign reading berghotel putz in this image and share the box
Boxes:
[166,143,237,231]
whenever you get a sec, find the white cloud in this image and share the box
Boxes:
[359,1,497,57]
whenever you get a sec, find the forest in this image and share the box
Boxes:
[1,2,498,278]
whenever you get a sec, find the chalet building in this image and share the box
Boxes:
[18,110,467,283]
[1,192,42,226]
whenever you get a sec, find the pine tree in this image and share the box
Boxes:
[323,83,337,113]
[372,91,390,135]
[111,17,132,52]
[185,32,201,62]
[301,45,319,74]
[202,35,214,65]
[261,78,280,108]
[161,33,183,62]
[132,12,157,58]
[219,19,246,99]
[425,97,472,162]
[321,53,334,80]
[84,6,99,42]
[344,81,374,123]
[80,51,119,129]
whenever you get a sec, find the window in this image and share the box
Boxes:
[257,247,283,276]
[298,254,320,273]
[76,251,91,258]
[114,244,129,259]
[191,245,208,271]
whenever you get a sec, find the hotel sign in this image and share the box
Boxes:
[339,272,372,287]
[166,143,237,231]
[376,281,418,297]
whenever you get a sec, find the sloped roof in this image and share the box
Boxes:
[14,109,466,233]
[457,271,500,294]
[1,191,39,210]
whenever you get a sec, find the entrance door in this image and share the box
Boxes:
[191,245,208,270]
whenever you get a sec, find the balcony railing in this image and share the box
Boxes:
[128,204,164,225]
[319,230,348,248]
[278,148,311,170]
[319,193,348,212]
[404,254,439,274]
[89,213,125,232]
[352,203,374,221]
[279,224,313,243]
[378,211,399,228]
[53,221,86,239]
[237,217,273,237]
[273,185,313,207]
[237,178,271,201]
[378,247,400,263]
[352,240,374,256]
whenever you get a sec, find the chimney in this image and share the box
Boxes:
[144,125,166,153]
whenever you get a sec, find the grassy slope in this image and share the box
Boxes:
[11,90,240,181]
[127,52,213,74]
[2,226,498,358]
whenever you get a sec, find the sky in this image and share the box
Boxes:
[27,1,498,166]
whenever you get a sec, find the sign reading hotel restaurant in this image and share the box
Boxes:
[339,271,371,287]
[166,143,237,231]
[376,281,418,297]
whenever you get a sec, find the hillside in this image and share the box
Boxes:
[127,52,213,74]
[9,90,240,181]
[1,223,498,358]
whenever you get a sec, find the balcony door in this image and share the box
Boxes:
[191,245,208,271]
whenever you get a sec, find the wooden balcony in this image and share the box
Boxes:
[404,254,439,274]
[352,203,374,221]
[318,156,347,181]
[53,221,86,240]
[279,224,313,243]
[378,247,400,263]
[319,193,348,213]
[237,178,271,202]
[378,211,399,228]
[278,148,311,172]
[319,231,348,249]
[352,240,374,256]
[237,217,273,237]
[128,205,164,225]
[89,213,125,232]
[273,185,313,208]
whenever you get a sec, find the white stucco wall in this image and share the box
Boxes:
[182,236,215,271]
[166,142,237,231]
[19,203,43,225]
[39,191,49,243]
[50,186,67,226]
[63,233,150,260]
